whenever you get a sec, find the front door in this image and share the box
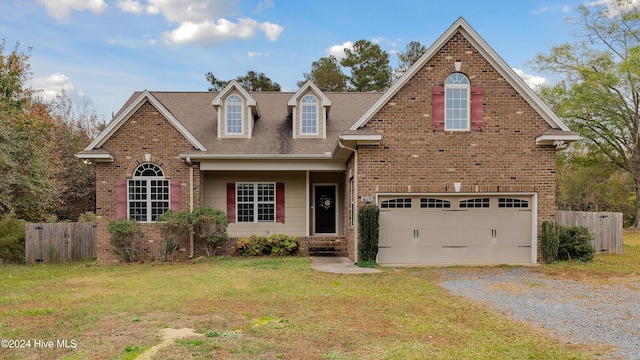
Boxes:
[314,185,337,234]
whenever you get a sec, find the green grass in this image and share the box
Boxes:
[0,256,599,359]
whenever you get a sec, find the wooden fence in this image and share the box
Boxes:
[25,223,97,263]
[555,210,623,254]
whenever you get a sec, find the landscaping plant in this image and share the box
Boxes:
[235,234,299,256]
[358,204,379,264]
[107,219,144,262]
[541,221,559,263]
[190,207,229,256]
[155,210,191,261]
[557,225,595,262]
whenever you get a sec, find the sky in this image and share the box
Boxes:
[0,0,630,119]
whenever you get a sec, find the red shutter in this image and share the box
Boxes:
[115,179,127,220]
[432,86,445,131]
[276,182,285,223]
[226,183,236,223]
[170,179,180,211]
[471,86,484,131]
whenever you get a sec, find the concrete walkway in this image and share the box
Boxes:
[310,257,381,274]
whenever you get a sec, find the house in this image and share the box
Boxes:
[77,18,578,265]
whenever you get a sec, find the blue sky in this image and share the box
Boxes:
[0,0,622,119]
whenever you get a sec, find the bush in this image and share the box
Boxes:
[0,214,26,263]
[156,210,190,261]
[235,234,299,257]
[190,207,229,256]
[358,204,379,263]
[557,225,595,262]
[541,221,559,264]
[107,219,144,262]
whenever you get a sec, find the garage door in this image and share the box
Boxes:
[377,195,534,265]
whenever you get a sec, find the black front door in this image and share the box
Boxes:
[314,185,336,234]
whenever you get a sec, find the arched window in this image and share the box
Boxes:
[226,94,243,134]
[445,73,470,131]
[128,163,169,222]
[301,95,318,134]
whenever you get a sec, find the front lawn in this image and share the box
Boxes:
[0,256,592,359]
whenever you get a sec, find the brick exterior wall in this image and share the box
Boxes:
[354,32,557,262]
[93,31,559,265]
[95,101,203,263]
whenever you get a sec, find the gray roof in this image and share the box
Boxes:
[118,91,383,156]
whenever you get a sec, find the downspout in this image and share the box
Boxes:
[338,140,358,264]
[186,156,194,259]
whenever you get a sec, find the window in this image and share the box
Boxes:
[421,198,451,208]
[128,163,169,222]
[236,183,275,223]
[226,94,243,134]
[380,198,412,209]
[499,198,529,208]
[445,73,470,131]
[460,197,489,208]
[301,95,318,134]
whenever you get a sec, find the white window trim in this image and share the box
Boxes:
[444,73,470,131]
[225,94,244,135]
[300,95,319,136]
[127,163,169,223]
[236,182,276,223]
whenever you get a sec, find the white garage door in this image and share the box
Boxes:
[377,195,534,265]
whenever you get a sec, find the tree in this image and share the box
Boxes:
[395,41,427,78]
[206,70,281,91]
[297,55,348,91]
[532,0,640,227]
[556,147,635,223]
[340,39,392,92]
[0,42,54,221]
[0,40,33,110]
[46,92,102,221]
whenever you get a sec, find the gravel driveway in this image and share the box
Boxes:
[434,267,640,359]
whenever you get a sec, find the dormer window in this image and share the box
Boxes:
[444,73,470,131]
[226,94,243,134]
[301,95,318,135]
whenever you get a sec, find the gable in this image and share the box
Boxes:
[350,17,577,143]
[83,90,206,152]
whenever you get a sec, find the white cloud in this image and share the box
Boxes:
[248,51,270,58]
[584,0,640,16]
[256,0,275,12]
[531,6,550,15]
[258,22,284,41]
[115,0,283,45]
[37,0,108,20]
[117,0,145,14]
[144,0,238,23]
[163,17,259,45]
[29,73,83,102]
[327,41,354,59]
[512,68,548,89]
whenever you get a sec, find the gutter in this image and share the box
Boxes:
[186,157,194,259]
[338,140,359,265]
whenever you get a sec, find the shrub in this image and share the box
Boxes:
[358,204,379,263]
[236,235,266,256]
[557,225,595,262]
[235,234,299,257]
[541,221,560,264]
[190,207,229,256]
[156,210,190,261]
[107,219,144,262]
[0,214,26,263]
[265,234,299,256]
